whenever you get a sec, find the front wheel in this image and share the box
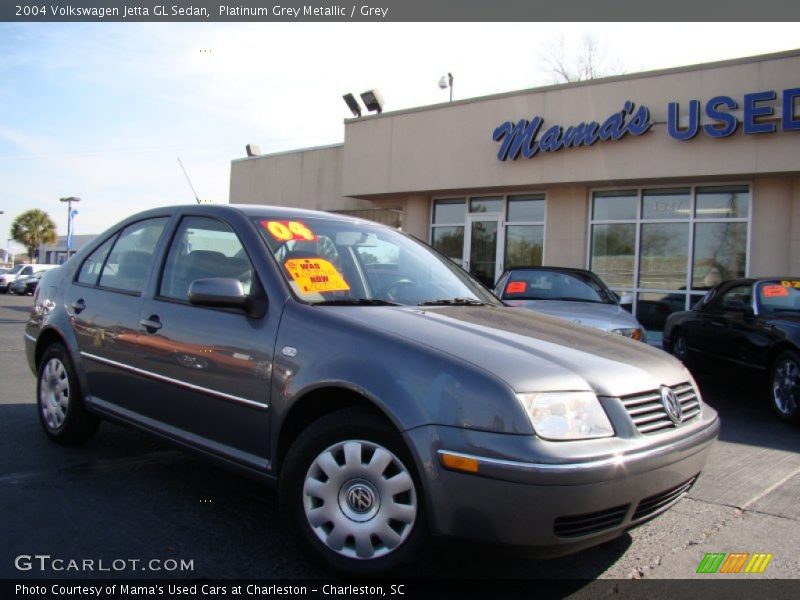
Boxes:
[37,343,100,444]
[770,350,800,422]
[279,407,427,575]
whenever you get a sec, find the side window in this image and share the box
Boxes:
[99,218,168,293]
[77,235,117,286]
[21,266,33,276]
[720,284,753,312]
[159,217,254,301]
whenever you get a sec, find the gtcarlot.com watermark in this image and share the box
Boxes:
[14,554,194,573]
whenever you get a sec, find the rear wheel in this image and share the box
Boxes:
[279,407,427,575]
[671,330,689,364]
[770,350,800,422]
[37,343,100,444]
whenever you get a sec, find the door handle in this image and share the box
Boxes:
[139,315,162,333]
[71,299,86,314]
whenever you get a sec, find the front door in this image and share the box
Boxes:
[134,215,275,469]
[464,215,502,288]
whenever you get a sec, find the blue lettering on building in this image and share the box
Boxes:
[494,88,798,160]
[493,101,652,161]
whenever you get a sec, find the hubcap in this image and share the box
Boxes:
[773,358,799,416]
[40,358,70,430]
[303,440,417,560]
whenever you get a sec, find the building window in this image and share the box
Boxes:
[431,194,545,280]
[504,194,544,268]
[589,184,750,342]
[431,198,466,264]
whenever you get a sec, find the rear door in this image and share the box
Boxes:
[67,217,170,407]
[134,215,275,468]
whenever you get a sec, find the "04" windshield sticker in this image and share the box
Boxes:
[763,285,790,297]
[780,280,800,289]
[285,258,350,293]
[262,220,317,242]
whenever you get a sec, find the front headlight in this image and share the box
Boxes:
[517,391,614,440]
[612,327,646,342]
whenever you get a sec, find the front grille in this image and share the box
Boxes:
[633,476,697,522]
[620,382,702,435]
[554,504,629,538]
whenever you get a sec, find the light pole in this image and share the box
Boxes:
[6,239,13,267]
[59,196,81,258]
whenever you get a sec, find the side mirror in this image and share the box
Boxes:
[723,299,748,312]
[188,278,248,309]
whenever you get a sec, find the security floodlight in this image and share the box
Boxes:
[439,72,454,102]
[246,143,261,157]
[342,93,362,117]
[360,89,384,114]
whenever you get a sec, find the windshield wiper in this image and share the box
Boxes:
[314,298,401,306]
[553,297,605,304]
[418,298,486,306]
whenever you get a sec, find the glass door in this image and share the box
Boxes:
[464,215,502,288]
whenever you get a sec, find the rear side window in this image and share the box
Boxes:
[98,218,168,293]
[77,235,117,285]
[159,216,254,301]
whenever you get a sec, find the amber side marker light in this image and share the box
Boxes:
[440,452,480,474]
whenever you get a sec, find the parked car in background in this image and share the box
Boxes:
[9,271,45,295]
[26,205,718,574]
[664,278,800,421]
[495,267,647,342]
[0,263,59,293]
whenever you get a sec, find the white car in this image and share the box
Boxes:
[0,264,60,293]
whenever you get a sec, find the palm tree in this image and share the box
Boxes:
[10,209,58,264]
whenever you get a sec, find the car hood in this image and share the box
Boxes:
[503,300,642,331]
[328,305,688,398]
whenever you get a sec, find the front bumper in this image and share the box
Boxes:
[404,411,719,556]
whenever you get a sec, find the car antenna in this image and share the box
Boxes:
[177,157,202,204]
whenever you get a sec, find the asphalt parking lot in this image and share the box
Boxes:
[1,292,799,581]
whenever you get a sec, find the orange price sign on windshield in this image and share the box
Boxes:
[506,281,527,294]
[262,220,317,242]
[284,258,350,293]
[762,285,789,298]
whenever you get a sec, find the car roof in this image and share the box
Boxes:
[500,266,595,276]
[110,203,382,230]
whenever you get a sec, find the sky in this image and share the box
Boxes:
[1,22,798,255]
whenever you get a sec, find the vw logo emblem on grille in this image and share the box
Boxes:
[660,385,683,425]
[346,484,375,513]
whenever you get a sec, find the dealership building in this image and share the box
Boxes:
[230,49,800,340]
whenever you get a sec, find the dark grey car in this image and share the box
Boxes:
[25,204,719,575]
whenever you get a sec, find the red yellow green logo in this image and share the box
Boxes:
[696,552,773,574]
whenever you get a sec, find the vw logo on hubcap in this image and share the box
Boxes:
[660,385,683,425]
[346,484,375,513]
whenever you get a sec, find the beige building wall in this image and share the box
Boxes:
[229,144,371,212]
[792,178,800,276]
[542,187,589,268]
[341,51,800,198]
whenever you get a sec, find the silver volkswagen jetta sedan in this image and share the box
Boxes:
[26,204,719,575]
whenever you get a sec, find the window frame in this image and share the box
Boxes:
[586,182,752,323]
[154,214,261,309]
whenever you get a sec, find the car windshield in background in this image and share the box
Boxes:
[500,269,616,304]
[758,280,800,315]
[253,216,500,307]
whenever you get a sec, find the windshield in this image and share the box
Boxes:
[757,280,800,315]
[253,216,500,306]
[9,265,25,275]
[499,269,615,304]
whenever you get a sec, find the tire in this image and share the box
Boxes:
[671,330,689,364]
[770,350,800,422]
[37,343,100,444]
[279,407,428,575]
